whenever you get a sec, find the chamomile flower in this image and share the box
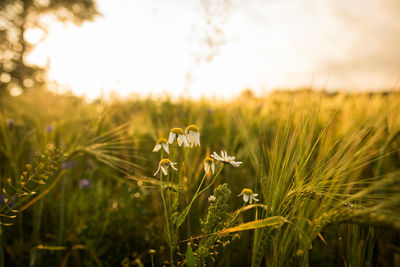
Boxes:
[204,156,215,174]
[168,127,189,147]
[211,151,242,167]
[185,124,200,147]
[208,195,216,203]
[153,138,169,154]
[154,158,178,176]
[238,188,259,204]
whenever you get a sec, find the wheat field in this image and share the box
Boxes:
[1,90,399,266]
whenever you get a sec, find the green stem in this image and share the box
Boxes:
[56,172,67,263]
[177,148,190,202]
[196,164,224,198]
[58,173,66,246]
[169,145,176,184]
[18,212,23,265]
[176,172,208,228]
[167,145,176,208]
[0,224,4,267]
[232,202,247,223]
[176,164,224,229]
[188,172,208,208]
[252,204,259,261]
[160,173,173,266]
[29,200,44,267]
[178,148,190,182]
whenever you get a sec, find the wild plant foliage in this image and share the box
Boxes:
[0,91,399,266]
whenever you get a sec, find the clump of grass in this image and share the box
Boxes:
[242,99,400,267]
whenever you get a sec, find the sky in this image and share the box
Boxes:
[27,0,400,99]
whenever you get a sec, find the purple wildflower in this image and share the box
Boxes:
[79,179,91,189]
[62,160,77,169]
[8,119,14,129]
[0,194,6,205]
[45,125,54,132]
[0,194,16,207]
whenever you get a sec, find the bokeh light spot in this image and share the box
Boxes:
[0,73,11,83]
[9,86,23,97]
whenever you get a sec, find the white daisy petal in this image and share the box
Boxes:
[161,166,168,175]
[170,162,178,171]
[195,132,200,146]
[192,133,197,147]
[177,136,183,146]
[204,163,210,173]
[162,143,170,154]
[154,166,161,176]
[181,134,189,147]
[230,161,242,167]
[188,131,193,142]
[243,194,250,203]
[211,152,223,161]
[211,163,215,174]
[153,143,162,152]
[168,132,176,144]
[189,135,194,147]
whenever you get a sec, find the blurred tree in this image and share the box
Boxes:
[0,0,99,96]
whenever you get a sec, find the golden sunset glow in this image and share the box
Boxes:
[2,1,400,265]
[25,0,400,99]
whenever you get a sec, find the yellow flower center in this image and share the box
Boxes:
[241,188,254,195]
[159,158,171,165]
[156,137,167,144]
[204,156,215,162]
[186,124,199,132]
[171,128,184,135]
